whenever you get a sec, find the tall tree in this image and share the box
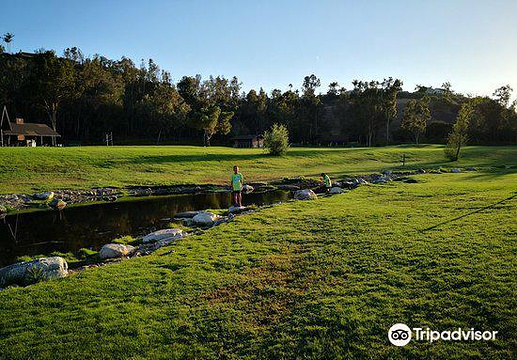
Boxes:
[29,51,77,141]
[445,99,474,160]
[381,77,403,143]
[2,33,14,53]
[401,97,430,144]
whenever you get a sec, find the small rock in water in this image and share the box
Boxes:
[33,191,54,201]
[242,184,254,194]
[192,212,222,226]
[451,168,461,173]
[0,257,68,286]
[294,189,317,200]
[329,187,343,195]
[99,243,135,260]
[143,228,184,243]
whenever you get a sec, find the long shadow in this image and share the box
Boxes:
[119,147,392,165]
[421,194,516,232]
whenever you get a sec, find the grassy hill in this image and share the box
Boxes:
[0,145,515,194]
[0,170,515,359]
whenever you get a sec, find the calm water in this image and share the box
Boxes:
[0,190,292,266]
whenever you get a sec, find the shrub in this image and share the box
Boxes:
[264,124,289,156]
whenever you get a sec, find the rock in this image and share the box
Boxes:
[242,184,254,194]
[451,168,461,173]
[294,189,317,200]
[382,170,392,176]
[341,181,358,189]
[33,191,54,201]
[175,210,202,218]
[417,169,426,174]
[228,205,247,214]
[0,205,6,214]
[49,198,67,210]
[143,228,184,243]
[0,257,68,287]
[99,243,135,260]
[373,176,392,184]
[329,187,343,195]
[192,212,222,226]
[467,167,476,171]
[356,178,368,184]
[276,184,301,191]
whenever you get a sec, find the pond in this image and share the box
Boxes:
[0,190,292,266]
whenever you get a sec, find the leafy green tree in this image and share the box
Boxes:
[492,85,512,107]
[381,77,402,143]
[401,97,430,144]
[29,51,77,139]
[445,100,474,160]
[264,123,289,155]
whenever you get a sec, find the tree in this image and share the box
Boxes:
[401,97,430,144]
[445,100,474,161]
[29,51,77,143]
[264,123,289,155]
[346,80,383,146]
[381,77,402,143]
[492,85,513,107]
[300,74,322,142]
[2,33,14,53]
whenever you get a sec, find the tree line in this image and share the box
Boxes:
[0,46,516,146]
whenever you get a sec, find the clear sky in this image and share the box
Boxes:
[2,0,516,99]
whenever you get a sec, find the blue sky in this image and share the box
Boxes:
[2,0,516,99]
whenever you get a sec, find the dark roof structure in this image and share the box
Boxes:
[3,122,60,137]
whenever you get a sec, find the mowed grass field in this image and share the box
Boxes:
[0,170,516,359]
[0,145,515,194]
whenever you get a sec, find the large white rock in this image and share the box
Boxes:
[143,228,184,243]
[329,187,343,195]
[99,243,135,260]
[192,212,221,226]
[0,256,68,286]
[294,189,317,200]
[242,184,254,193]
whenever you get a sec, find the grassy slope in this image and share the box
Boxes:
[0,145,515,194]
[0,171,515,359]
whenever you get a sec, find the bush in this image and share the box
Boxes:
[264,124,289,156]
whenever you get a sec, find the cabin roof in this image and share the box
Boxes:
[4,122,61,137]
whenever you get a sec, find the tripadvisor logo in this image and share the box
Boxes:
[388,323,498,346]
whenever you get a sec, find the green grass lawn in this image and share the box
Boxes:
[0,170,515,359]
[0,144,515,194]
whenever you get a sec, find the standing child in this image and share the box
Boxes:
[231,165,244,207]
[321,173,332,194]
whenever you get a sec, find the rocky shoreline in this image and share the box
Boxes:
[1,167,477,289]
[0,169,435,215]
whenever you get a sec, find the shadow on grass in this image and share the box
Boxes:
[421,194,516,232]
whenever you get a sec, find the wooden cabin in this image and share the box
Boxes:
[1,116,60,146]
[232,135,264,148]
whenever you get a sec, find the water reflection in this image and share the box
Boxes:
[0,190,292,266]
